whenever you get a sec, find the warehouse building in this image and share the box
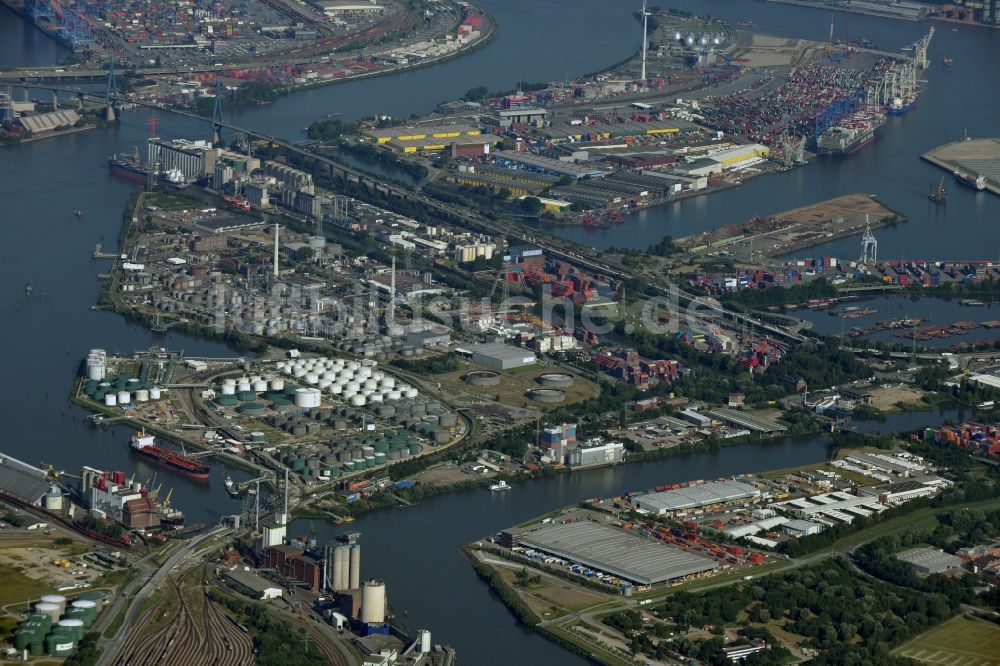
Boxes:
[772,491,885,522]
[0,452,51,506]
[224,569,283,600]
[519,520,716,586]
[895,547,964,575]
[634,480,761,515]
[460,342,537,370]
[493,151,605,180]
[859,478,948,505]
[361,123,492,154]
[707,408,787,434]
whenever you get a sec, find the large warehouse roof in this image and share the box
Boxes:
[635,480,761,513]
[519,520,716,585]
[0,452,51,505]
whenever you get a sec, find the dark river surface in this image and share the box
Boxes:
[1,0,995,660]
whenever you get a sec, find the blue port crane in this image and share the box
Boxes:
[813,90,863,143]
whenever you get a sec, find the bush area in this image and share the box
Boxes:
[722,279,838,309]
[609,558,956,665]
[390,354,461,374]
[207,590,329,666]
[63,632,101,666]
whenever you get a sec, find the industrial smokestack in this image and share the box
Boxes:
[273,224,280,277]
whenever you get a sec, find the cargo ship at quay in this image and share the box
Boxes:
[130,430,210,479]
[815,110,886,156]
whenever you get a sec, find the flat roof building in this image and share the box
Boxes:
[225,569,283,599]
[0,452,51,506]
[634,480,761,515]
[460,342,536,371]
[895,547,963,575]
[519,520,716,585]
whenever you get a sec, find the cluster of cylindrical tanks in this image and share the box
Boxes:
[277,357,419,408]
[15,594,100,658]
[82,360,165,407]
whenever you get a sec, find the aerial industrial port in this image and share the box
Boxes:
[6,0,1000,664]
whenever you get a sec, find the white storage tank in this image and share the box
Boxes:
[135,389,149,402]
[404,388,419,399]
[253,380,268,392]
[34,602,61,624]
[360,580,386,624]
[41,595,67,614]
[104,393,117,406]
[305,373,319,385]
[350,395,366,407]
[237,380,252,392]
[269,378,285,391]
[294,388,322,409]
[44,485,63,511]
[150,388,162,400]
[221,384,236,395]
[116,391,130,405]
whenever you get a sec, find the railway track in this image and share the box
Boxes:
[111,566,254,666]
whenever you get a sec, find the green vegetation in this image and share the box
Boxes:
[63,632,102,666]
[3,511,26,527]
[722,278,837,309]
[306,118,353,143]
[466,550,541,626]
[0,562,52,607]
[79,514,124,538]
[390,354,461,374]
[207,590,329,665]
[194,81,280,115]
[895,616,1000,665]
[337,142,428,181]
[611,558,956,665]
[647,234,679,257]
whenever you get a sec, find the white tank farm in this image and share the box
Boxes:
[380,377,396,388]
[150,388,162,400]
[104,394,117,406]
[276,362,287,371]
[116,391,130,404]
[347,361,360,371]
[34,602,61,624]
[387,390,402,401]
[322,371,336,382]
[294,388,322,409]
[368,393,384,403]
[237,381,252,392]
[41,594,67,614]
[305,374,319,385]
[328,384,343,394]
[319,379,332,390]
[404,388,419,399]
[363,379,378,390]
[350,395,366,407]
[135,389,149,402]
[221,384,236,395]
[269,378,285,391]
[253,380,268,392]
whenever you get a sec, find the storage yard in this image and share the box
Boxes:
[676,193,902,259]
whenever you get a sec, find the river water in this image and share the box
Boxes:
[1,0,995,661]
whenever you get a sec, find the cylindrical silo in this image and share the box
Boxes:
[349,545,361,590]
[40,595,67,615]
[333,545,350,591]
[34,602,61,624]
[360,580,386,624]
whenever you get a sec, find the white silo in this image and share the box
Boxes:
[44,486,63,511]
[150,388,162,400]
[41,594,67,613]
[349,545,361,589]
[350,395,366,407]
[221,384,236,395]
[135,389,149,402]
[34,602,61,624]
[333,546,351,591]
[116,391,130,405]
[418,629,432,653]
[294,388,322,409]
[253,380,268,392]
[104,394,117,406]
[270,378,285,391]
[360,580,386,625]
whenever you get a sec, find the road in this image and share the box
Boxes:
[97,526,231,666]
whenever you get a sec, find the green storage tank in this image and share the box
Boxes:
[216,394,238,407]
[50,626,75,640]
[283,385,299,397]
[343,461,355,472]
[374,453,386,466]
[271,396,291,406]
[29,638,44,656]
[65,607,93,627]
[27,614,51,632]
[328,467,342,480]
[236,390,255,402]
[46,634,76,657]
[13,629,32,650]
[409,443,422,455]
[291,458,306,471]
[57,619,85,641]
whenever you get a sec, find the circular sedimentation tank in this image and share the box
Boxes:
[537,373,575,389]
[463,370,501,386]
[527,388,566,404]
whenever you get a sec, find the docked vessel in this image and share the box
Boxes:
[160,507,185,526]
[942,55,952,67]
[886,95,916,115]
[225,475,240,498]
[107,151,150,183]
[25,280,33,296]
[223,195,252,213]
[815,111,885,156]
[159,168,190,190]
[489,480,511,492]
[129,431,210,479]
[954,170,986,191]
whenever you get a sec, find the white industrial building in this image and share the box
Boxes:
[634,480,761,515]
[772,491,885,523]
[566,439,624,469]
[460,342,536,370]
[224,569,283,600]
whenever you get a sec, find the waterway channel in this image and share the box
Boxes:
[1,0,997,660]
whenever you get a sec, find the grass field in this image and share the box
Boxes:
[0,562,55,609]
[894,616,1000,665]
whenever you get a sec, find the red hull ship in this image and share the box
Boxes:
[130,431,210,479]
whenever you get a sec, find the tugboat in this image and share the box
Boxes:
[489,479,511,492]
[928,176,946,204]
[942,55,953,67]
[25,280,33,296]
[225,475,240,498]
